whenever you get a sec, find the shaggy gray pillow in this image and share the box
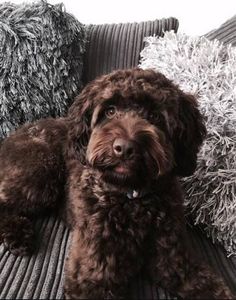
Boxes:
[0,0,86,139]
[139,32,236,256]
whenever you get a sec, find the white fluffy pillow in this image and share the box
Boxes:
[139,31,236,256]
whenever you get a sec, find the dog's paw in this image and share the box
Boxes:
[3,236,34,256]
[180,283,235,299]
[216,286,235,299]
[64,282,127,300]
[104,290,127,299]
[64,290,126,300]
[2,216,35,256]
[205,278,235,299]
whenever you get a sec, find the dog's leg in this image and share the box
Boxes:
[65,275,125,300]
[151,207,234,299]
[0,213,35,256]
[64,230,129,299]
[0,118,67,255]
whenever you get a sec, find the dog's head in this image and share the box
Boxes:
[67,68,206,188]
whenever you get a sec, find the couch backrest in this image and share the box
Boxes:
[82,17,179,84]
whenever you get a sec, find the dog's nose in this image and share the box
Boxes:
[113,138,135,159]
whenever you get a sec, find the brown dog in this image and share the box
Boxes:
[0,68,234,299]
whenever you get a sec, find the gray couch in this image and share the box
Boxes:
[0,16,236,300]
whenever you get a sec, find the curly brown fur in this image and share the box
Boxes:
[0,68,234,299]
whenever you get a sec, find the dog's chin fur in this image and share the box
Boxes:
[88,152,161,189]
[101,168,148,189]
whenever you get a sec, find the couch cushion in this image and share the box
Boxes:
[0,217,235,299]
[0,1,86,140]
[82,17,179,83]
[205,15,236,46]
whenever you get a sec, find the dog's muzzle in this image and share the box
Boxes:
[113,138,136,161]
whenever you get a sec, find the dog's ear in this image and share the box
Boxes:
[173,92,206,177]
[66,88,93,165]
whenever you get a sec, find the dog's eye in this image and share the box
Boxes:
[133,103,141,111]
[149,112,160,122]
[105,106,117,118]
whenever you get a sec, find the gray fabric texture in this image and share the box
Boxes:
[205,15,236,46]
[0,0,86,140]
[83,17,179,83]
[139,31,236,256]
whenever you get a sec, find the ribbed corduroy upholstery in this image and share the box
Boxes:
[83,17,179,83]
[205,15,236,45]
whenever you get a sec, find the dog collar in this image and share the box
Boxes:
[126,189,150,200]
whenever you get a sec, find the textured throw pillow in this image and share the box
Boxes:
[139,31,236,256]
[0,1,86,139]
[83,17,179,83]
[205,14,236,46]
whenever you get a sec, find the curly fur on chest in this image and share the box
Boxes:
[68,168,160,279]
[66,166,181,295]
